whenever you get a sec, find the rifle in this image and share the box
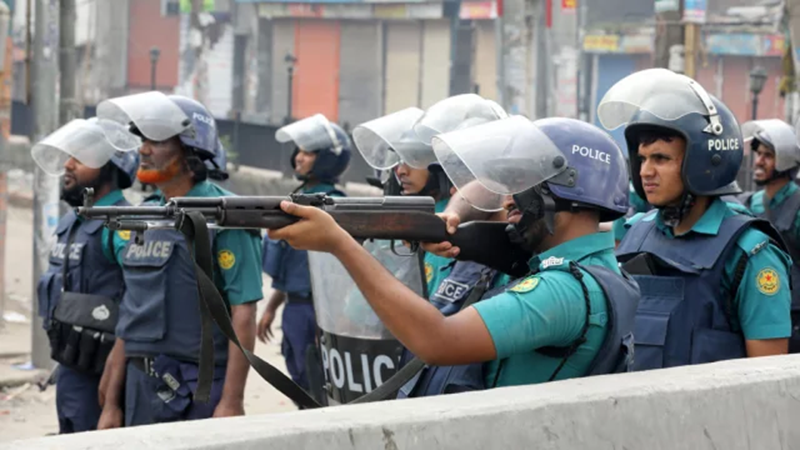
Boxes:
[76,190,531,410]
[77,191,531,278]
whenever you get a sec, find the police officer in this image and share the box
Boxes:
[95,91,263,427]
[739,119,800,352]
[30,118,139,433]
[267,116,639,389]
[598,68,792,370]
[354,94,508,296]
[257,114,351,397]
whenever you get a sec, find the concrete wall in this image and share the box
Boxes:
[8,355,800,449]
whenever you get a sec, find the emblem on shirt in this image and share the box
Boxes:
[425,262,433,283]
[117,230,131,241]
[756,268,780,296]
[509,276,540,293]
[218,250,236,270]
[92,305,110,321]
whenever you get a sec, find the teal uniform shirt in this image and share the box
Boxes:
[104,181,263,306]
[620,198,792,340]
[748,182,800,243]
[301,182,343,196]
[612,182,651,242]
[424,197,455,296]
[473,232,616,387]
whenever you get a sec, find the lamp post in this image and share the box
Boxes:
[285,52,297,125]
[150,47,161,91]
[749,65,768,120]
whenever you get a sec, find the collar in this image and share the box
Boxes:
[77,189,124,223]
[652,197,728,238]
[156,181,209,205]
[769,181,798,208]
[528,232,615,271]
[94,189,125,207]
[302,183,337,194]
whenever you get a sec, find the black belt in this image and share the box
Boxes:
[287,293,313,304]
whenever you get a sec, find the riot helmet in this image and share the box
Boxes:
[742,119,800,184]
[597,68,743,224]
[31,118,141,204]
[206,137,230,181]
[432,116,629,248]
[276,114,352,184]
[97,91,222,182]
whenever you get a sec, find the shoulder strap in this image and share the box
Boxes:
[61,222,79,292]
[350,267,496,404]
[179,212,322,409]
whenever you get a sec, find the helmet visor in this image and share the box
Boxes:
[276,114,336,153]
[432,116,567,211]
[597,68,712,131]
[353,107,426,170]
[414,94,508,145]
[97,91,191,144]
[31,119,131,176]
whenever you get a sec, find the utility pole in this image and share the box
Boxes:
[653,0,684,71]
[30,0,60,371]
[499,0,529,116]
[190,0,207,105]
[59,0,77,125]
[0,2,11,330]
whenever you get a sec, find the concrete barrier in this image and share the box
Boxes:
[6,355,800,450]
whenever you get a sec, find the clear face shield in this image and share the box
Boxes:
[276,114,339,154]
[414,94,508,148]
[596,68,723,136]
[31,118,140,176]
[431,116,568,212]
[96,91,192,145]
[352,107,428,170]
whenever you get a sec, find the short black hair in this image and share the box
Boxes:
[636,127,684,146]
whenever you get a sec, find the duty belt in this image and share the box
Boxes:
[128,356,158,377]
[287,293,313,304]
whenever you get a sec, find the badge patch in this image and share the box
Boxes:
[510,276,540,293]
[425,262,433,283]
[541,256,564,269]
[218,250,236,270]
[756,268,780,295]
[117,230,131,241]
[92,305,110,321]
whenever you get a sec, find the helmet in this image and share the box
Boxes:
[205,137,229,181]
[277,114,352,184]
[432,116,628,222]
[743,119,800,178]
[597,68,744,200]
[97,91,220,161]
[31,117,140,189]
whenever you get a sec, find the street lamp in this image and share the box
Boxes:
[149,47,161,91]
[749,65,768,120]
[285,52,297,125]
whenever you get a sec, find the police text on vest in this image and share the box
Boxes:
[572,145,611,164]
[125,241,173,259]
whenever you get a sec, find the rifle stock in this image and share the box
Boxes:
[77,193,530,277]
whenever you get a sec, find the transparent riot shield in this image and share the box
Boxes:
[308,240,426,404]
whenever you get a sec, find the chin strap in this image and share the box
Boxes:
[660,192,695,229]
[506,187,557,247]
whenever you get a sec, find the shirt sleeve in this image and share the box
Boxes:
[729,240,792,341]
[101,228,131,266]
[472,272,587,359]
[214,229,264,306]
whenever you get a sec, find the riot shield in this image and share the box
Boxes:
[308,240,426,404]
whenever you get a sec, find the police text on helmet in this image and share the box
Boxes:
[707,138,740,151]
[192,112,214,127]
[572,145,611,164]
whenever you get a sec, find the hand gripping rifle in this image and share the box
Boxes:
[76,189,531,409]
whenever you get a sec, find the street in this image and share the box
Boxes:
[0,204,297,443]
